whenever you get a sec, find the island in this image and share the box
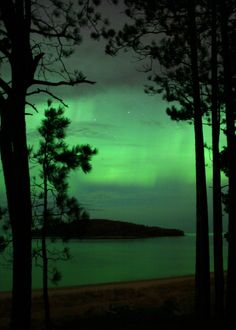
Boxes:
[32,219,184,239]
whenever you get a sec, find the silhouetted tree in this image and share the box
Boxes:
[187,1,210,318]
[219,0,236,320]
[210,0,224,317]
[0,1,113,328]
[106,0,212,318]
[31,102,97,330]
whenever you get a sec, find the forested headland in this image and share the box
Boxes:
[32,219,184,239]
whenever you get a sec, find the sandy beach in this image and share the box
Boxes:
[0,275,199,329]
[1,274,225,329]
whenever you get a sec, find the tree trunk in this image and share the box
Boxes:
[42,234,51,330]
[211,0,224,317]
[4,4,34,328]
[42,163,51,330]
[0,96,32,330]
[219,0,236,320]
[187,0,211,319]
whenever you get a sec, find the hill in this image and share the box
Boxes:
[32,219,184,239]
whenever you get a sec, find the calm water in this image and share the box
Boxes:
[0,234,228,292]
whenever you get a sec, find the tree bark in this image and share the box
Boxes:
[187,0,211,319]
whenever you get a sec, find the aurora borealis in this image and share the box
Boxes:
[24,34,222,233]
[68,94,195,228]
[27,92,197,232]
[0,14,226,233]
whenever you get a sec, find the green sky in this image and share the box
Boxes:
[0,5,228,233]
[26,78,223,232]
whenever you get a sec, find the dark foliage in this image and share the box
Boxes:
[32,218,184,239]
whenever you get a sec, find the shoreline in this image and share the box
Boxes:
[0,274,196,296]
[0,275,197,318]
[36,273,196,293]
[0,275,224,330]
[1,274,220,329]
[32,234,185,240]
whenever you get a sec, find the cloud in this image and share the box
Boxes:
[140,119,161,127]
[68,177,197,231]
[47,35,148,101]
[68,121,118,141]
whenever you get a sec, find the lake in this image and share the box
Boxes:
[0,234,228,292]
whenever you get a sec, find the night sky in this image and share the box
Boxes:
[0,2,228,233]
[25,34,225,234]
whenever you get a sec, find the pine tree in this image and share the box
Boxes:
[32,102,97,330]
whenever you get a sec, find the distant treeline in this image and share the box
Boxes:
[32,219,184,239]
